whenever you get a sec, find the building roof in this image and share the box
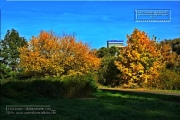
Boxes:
[107,40,123,43]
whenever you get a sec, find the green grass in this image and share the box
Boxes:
[1,89,180,120]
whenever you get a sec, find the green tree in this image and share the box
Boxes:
[97,56,120,86]
[96,46,120,86]
[96,46,119,58]
[0,29,27,71]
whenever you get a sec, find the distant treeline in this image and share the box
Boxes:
[161,38,180,55]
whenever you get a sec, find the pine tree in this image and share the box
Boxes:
[0,29,27,70]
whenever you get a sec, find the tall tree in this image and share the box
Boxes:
[0,29,27,70]
[115,29,164,88]
[96,46,120,86]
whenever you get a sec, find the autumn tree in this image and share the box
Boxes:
[159,42,178,69]
[115,29,164,88]
[160,39,180,73]
[18,31,100,77]
[161,38,180,55]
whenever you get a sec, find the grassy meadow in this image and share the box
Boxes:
[1,89,180,120]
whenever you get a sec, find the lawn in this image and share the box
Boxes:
[1,89,180,120]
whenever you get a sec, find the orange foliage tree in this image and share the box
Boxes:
[18,31,100,77]
[160,42,178,68]
[115,29,165,88]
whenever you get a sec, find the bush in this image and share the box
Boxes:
[1,74,97,99]
[61,74,97,98]
[155,69,180,90]
[97,56,121,87]
[0,63,15,79]
[1,79,63,99]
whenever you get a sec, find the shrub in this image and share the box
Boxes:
[1,74,97,99]
[1,78,65,99]
[61,73,97,98]
[32,78,64,98]
[155,69,180,90]
[97,56,121,87]
[0,63,14,79]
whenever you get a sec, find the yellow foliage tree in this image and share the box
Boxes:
[115,29,165,88]
[18,31,100,77]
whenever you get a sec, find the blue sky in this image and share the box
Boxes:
[0,0,180,48]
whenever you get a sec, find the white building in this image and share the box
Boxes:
[107,40,124,48]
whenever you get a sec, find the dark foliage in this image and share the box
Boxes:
[1,74,97,99]
[161,38,180,55]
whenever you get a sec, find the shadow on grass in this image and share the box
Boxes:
[1,81,180,120]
